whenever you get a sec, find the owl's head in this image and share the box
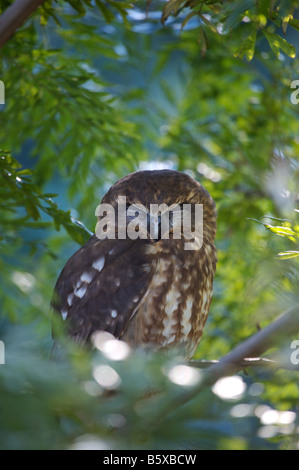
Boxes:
[98,170,217,246]
[102,169,212,205]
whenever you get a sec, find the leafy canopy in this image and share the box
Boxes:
[0,0,298,451]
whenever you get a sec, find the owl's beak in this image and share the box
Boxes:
[147,213,161,241]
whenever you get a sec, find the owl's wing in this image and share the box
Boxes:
[51,235,154,343]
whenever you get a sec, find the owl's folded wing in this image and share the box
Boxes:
[51,235,154,343]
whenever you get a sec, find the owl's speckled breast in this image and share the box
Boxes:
[121,237,216,358]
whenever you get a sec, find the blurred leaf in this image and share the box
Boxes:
[161,0,187,26]
[234,24,257,61]
[0,150,92,246]
[0,0,298,452]
[262,30,296,58]
[277,251,299,259]
[289,17,299,31]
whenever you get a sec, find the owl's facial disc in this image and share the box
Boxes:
[126,203,162,240]
[128,205,186,242]
[96,193,206,250]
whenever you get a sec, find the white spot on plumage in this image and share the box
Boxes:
[67,293,74,306]
[74,285,87,298]
[61,310,68,321]
[111,309,118,318]
[80,272,93,283]
[92,256,105,272]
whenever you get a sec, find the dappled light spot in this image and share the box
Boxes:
[167,365,201,387]
[82,380,102,397]
[248,382,264,396]
[101,339,130,361]
[93,365,121,390]
[11,271,35,293]
[92,331,130,361]
[259,408,296,426]
[106,413,127,429]
[138,160,175,171]
[92,331,115,349]
[68,434,109,450]
[230,404,254,418]
[212,376,246,400]
[197,162,221,183]
[258,425,278,439]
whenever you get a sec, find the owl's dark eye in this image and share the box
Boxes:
[126,203,141,219]
[169,204,184,225]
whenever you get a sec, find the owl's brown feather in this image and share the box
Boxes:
[52,170,217,358]
[52,236,154,342]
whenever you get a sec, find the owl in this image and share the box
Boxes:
[51,170,217,359]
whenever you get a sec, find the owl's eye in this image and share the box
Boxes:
[126,203,142,219]
[168,204,184,225]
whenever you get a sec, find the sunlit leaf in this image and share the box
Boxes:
[277,251,299,260]
[262,30,296,58]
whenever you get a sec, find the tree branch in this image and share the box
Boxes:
[0,0,46,48]
[157,303,299,423]
[189,357,299,372]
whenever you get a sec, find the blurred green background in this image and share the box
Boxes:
[0,0,299,450]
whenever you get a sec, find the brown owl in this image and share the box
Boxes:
[51,170,217,359]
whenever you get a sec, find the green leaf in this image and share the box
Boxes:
[198,26,209,57]
[277,251,299,260]
[265,225,297,242]
[67,0,86,16]
[289,17,299,32]
[181,11,198,32]
[199,14,218,34]
[24,200,40,220]
[95,0,115,23]
[234,25,257,61]
[222,0,255,32]
[249,219,298,243]
[161,0,187,26]
[262,30,296,58]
